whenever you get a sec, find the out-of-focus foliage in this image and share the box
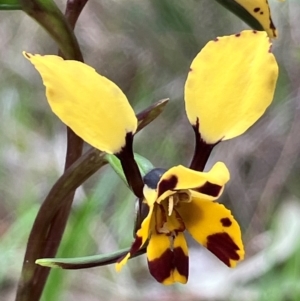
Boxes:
[0,0,21,10]
[0,0,299,300]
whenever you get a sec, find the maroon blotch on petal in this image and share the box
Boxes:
[220,217,232,227]
[158,175,178,197]
[174,247,189,280]
[194,182,222,197]
[206,232,240,267]
[148,249,173,283]
[130,235,143,254]
[117,235,143,263]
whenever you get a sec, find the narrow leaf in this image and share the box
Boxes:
[35,247,146,269]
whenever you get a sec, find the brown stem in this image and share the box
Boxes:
[15,1,88,301]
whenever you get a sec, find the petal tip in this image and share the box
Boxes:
[23,51,32,60]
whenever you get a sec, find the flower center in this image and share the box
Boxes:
[155,190,191,235]
[167,190,191,216]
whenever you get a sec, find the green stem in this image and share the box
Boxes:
[20,0,83,60]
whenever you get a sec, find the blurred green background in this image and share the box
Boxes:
[1,0,300,300]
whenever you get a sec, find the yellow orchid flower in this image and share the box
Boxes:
[24,30,278,284]
[116,162,244,284]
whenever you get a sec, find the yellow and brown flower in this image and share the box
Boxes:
[116,162,244,284]
[24,30,278,284]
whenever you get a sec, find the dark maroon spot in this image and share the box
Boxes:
[260,12,264,15]
[194,182,221,197]
[235,33,241,37]
[253,7,260,13]
[148,249,173,283]
[220,218,232,227]
[206,233,240,267]
[189,67,193,72]
[214,38,219,42]
[158,175,178,197]
[130,235,143,255]
[174,247,189,280]
[253,30,257,34]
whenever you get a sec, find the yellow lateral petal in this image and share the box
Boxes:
[147,232,171,262]
[147,232,174,283]
[177,199,244,267]
[116,203,154,272]
[157,162,230,201]
[147,232,188,284]
[172,232,188,284]
[185,30,278,144]
[115,253,131,272]
[234,0,277,38]
[24,52,137,154]
[143,185,159,207]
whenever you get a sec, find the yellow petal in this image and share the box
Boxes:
[185,30,278,145]
[172,232,188,284]
[116,203,154,272]
[147,232,188,284]
[157,162,230,202]
[23,52,137,154]
[234,0,277,38]
[177,199,244,267]
[143,185,159,207]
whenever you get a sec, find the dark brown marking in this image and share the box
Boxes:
[189,118,217,172]
[130,235,143,255]
[220,218,232,227]
[264,0,277,37]
[253,7,260,13]
[194,182,222,197]
[214,38,219,42]
[174,247,189,280]
[206,233,240,267]
[158,175,178,197]
[116,235,143,263]
[253,30,257,34]
[235,33,241,37]
[148,249,173,283]
[270,18,276,31]
[189,67,193,72]
[116,133,144,198]
[260,12,264,15]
